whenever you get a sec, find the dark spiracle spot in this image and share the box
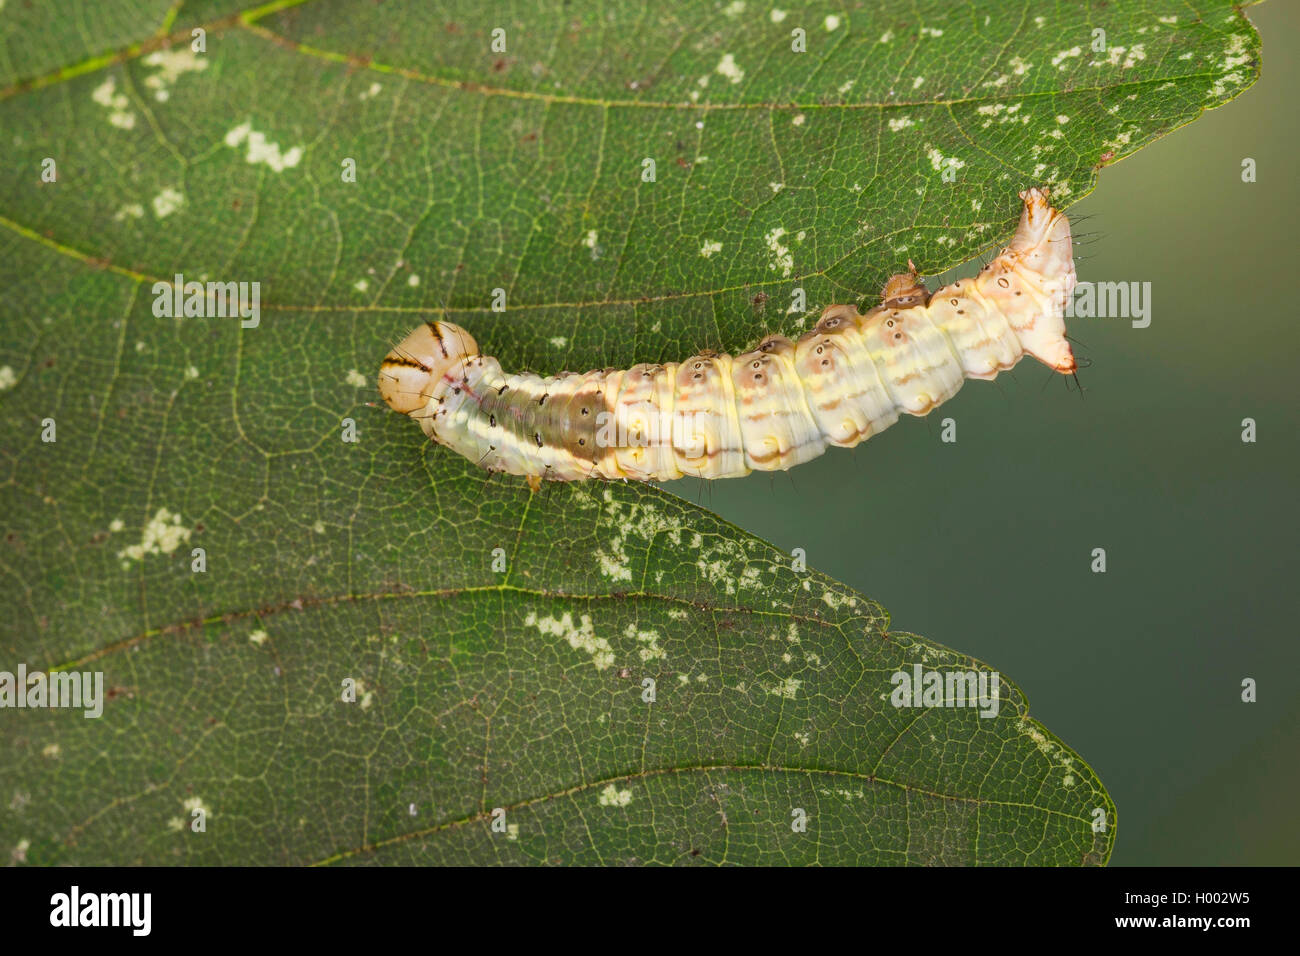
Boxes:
[578,438,585,445]
[489,415,496,427]
[886,319,895,327]
[581,407,589,415]
[534,433,543,447]
[957,309,965,314]
[894,332,903,341]
[821,359,830,368]
[997,277,1010,288]
[1015,290,1022,295]
[815,346,823,354]
[753,373,763,383]
[693,373,703,380]
[752,361,761,369]
[694,362,703,370]
[950,298,958,306]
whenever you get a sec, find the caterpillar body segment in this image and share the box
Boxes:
[732,338,828,471]
[380,188,1077,484]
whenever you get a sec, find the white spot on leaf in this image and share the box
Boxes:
[142,48,207,103]
[764,228,793,277]
[624,624,666,662]
[767,676,802,699]
[1051,47,1082,68]
[117,508,191,563]
[151,188,185,219]
[926,147,965,173]
[91,77,134,129]
[715,53,744,84]
[598,784,633,807]
[525,611,615,670]
[223,121,304,172]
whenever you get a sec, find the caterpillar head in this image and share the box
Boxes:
[1008,187,1074,277]
[1004,188,1077,374]
[378,322,479,415]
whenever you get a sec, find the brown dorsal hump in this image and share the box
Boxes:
[880,264,931,310]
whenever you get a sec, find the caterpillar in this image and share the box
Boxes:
[380,188,1076,488]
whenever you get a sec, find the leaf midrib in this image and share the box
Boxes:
[46,580,885,672]
[310,762,1092,866]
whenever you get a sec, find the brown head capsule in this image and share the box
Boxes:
[378,322,480,415]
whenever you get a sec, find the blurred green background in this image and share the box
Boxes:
[683,0,1297,866]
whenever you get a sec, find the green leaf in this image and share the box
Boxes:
[0,0,1258,865]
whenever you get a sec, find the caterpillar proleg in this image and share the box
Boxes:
[380,188,1077,486]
